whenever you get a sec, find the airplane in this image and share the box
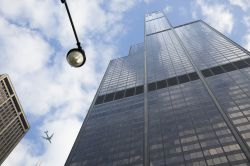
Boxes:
[42,131,54,143]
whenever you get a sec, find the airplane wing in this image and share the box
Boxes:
[42,132,54,143]
[49,133,54,139]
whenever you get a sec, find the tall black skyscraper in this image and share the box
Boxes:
[65,11,250,166]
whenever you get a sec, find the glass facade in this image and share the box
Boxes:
[65,11,250,166]
[66,43,145,166]
[70,95,144,166]
[99,43,144,96]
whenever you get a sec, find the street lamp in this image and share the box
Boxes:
[61,0,86,67]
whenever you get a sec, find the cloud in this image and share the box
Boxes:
[192,11,198,19]
[0,17,52,74]
[0,0,148,166]
[0,14,105,117]
[195,0,234,34]
[244,34,250,51]
[144,0,155,3]
[39,117,82,166]
[0,0,60,39]
[164,5,173,13]
[243,16,250,28]
[108,0,156,13]
[109,0,138,12]
[178,7,187,16]
[243,16,250,51]
[228,0,250,11]
[4,117,82,166]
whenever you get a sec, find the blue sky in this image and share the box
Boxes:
[1,0,250,165]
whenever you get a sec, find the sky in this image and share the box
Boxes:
[1,0,250,165]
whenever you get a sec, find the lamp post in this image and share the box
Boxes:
[61,0,86,67]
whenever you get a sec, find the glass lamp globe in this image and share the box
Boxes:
[66,48,86,67]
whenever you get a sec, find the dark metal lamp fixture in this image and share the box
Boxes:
[61,0,86,67]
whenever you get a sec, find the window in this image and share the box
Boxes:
[104,93,115,102]
[157,80,167,89]
[233,61,249,69]
[167,77,178,86]
[201,69,213,77]
[178,74,189,84]
[115,90,125,100]
[136,86,144,94]
[188,72,199,81]
[125,88,135,97]
[95,95,105,105]
[148,83,156,91]
[210,66,224,75]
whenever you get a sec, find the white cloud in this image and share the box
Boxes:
[242,16,250,51]
[243,16,250,28]
[0,0,147,166]
[4,117,82,166]
[39,117,82,166]
[178,7,187,16]
[195,0,234,34]
[0,0,129,48]
[244,34,250,51]
[0,0,59,38]
[144,0,155,3]
[228,0,250,11]
[109,0,156,12]
[109,0,138,12]
[192,11,198,19]
[164,5,173,13]
[0,15,103,117]
[0,18,52,73]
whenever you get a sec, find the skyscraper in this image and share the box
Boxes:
[0,74,29,164]
[65,11,250,166]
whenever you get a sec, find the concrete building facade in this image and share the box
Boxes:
[0,74,29,164]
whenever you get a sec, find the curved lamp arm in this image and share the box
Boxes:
[61,0,86,67]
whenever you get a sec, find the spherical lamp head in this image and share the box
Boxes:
[66,48,86,67]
